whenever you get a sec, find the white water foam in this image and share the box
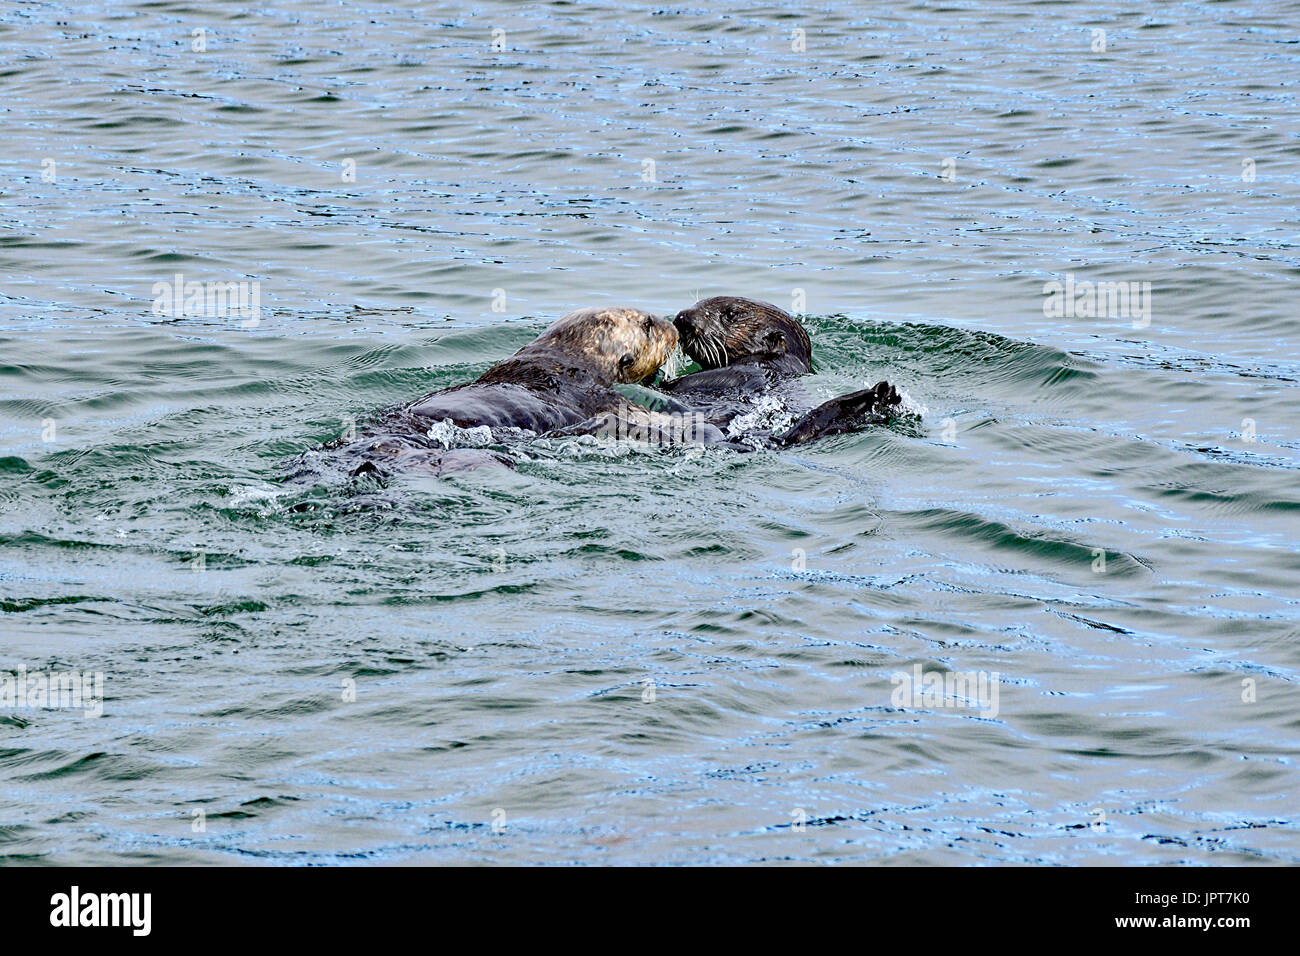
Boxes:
[426,418,494,449]
[725,394,797,440]
[894,388,928,419]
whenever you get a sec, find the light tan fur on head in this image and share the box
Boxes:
[528,307,679,384]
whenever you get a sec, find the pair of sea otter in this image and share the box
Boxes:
[334,296,901,476]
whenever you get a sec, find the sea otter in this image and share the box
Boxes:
[320,306,683,477]
[655,296,901,446]
[407,306,677,431]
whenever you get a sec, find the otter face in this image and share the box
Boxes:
[534,307,679,385]
[673,296,812,372]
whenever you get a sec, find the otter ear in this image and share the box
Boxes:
[763,329,785,353]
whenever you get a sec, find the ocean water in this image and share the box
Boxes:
[1,0,1298,864]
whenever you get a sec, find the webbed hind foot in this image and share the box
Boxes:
[777,381,901,446]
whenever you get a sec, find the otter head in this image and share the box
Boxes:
[673,296,812,372]
[532,306,679,385]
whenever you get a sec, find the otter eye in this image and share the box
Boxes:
[619,353,635,368]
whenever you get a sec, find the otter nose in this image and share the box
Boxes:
[673,310,696,334]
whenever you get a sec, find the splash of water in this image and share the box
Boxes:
[426,419,494,449]
[725,393,797,440]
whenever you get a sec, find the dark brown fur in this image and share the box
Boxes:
[658,296,900,446]
[313,307,679,477]
[672,296,812,376]
[408,306,677,433]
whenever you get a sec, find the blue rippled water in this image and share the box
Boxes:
[1,0,1298,864]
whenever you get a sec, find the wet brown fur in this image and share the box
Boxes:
[407,307,678,433]
[671,296,811,376]
[659,296,899,446]
[304,307,679,478]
